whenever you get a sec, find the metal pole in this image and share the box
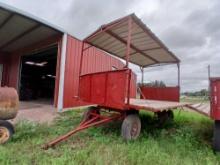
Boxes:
[208,65,211,79]
[79,42,85,77]
[177,63,180,87]
[140,67,144,84]
[208,65,211,94]
[125,17,132,68]
[77,41,85,97]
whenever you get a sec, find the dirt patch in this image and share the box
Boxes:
[11,101,58,124]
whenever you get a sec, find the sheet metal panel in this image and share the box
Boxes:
[84,14,180,67]
[79,69,129,110]
[0,5,63,53]
[140,86,180,102]
[210,78,220,120]
[63,35,125,108]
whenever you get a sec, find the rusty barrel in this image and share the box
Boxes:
[0,87,19,120]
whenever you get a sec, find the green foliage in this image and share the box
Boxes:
[183,89,209,97]
[0,110,220,165]
[138,80,166,87]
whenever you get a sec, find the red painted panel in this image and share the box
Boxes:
[140,86,180,102]
[105,70,128,109]
[90,74,106,104]
[130,72,137,98]
[79,69,130,110]
[63,35,125,108]
[210,78,220,120]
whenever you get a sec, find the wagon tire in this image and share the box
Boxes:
[121,114,141,141]
[213,120,220,152]
[81,107,100,123]
[0,120,14,144]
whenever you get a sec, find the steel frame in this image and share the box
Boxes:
[43,111,124,149]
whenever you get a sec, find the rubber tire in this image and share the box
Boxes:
[121,114,141,141]
[81,107,100,123]
[213,120,220,152]
[0,120,14,144]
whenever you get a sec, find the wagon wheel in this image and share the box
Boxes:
[213,120,220,152]
[81,107,100,123]
[157,110,174,126]
[121,114,141,141]
[0,120,14,144]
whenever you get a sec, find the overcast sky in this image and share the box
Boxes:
[1,0,219,92]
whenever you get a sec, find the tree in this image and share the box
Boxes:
[138,80,166,87]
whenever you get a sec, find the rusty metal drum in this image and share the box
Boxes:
[0,87,19,120]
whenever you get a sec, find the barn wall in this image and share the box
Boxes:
[0,53,18,87]
[63,35,125,108]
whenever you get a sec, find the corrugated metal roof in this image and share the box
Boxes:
[84,14,180,68]
[0,2,65,53]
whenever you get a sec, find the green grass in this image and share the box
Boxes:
[0,109,220,165]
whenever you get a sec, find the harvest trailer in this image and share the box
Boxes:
[44,14,220,151]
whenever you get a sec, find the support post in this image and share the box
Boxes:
[77,41,85,97]
[125,17,132,68]
[140,67,144,84]
[208,65,211,93]
[177,63,180,87]
[57,33,67,112]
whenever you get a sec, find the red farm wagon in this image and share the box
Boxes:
[44,14,220,152]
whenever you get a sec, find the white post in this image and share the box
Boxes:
[57,33,67,112]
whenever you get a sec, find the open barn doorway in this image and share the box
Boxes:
[19,45,58,107]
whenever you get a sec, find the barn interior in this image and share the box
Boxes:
[19,46,58,104]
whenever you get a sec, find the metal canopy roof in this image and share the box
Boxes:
[84,14,180,67]
[0,2,65,53]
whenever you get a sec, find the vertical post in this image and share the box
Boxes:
[177,63,180,102]
[177,63,180,87]
[125,17,132,105]
[79,41,85,77]
[208,65,211,93]
[78,41,85,97]
[57,33,67,111]
[208,65,211,80]
[125,17,132,68]
[140,67,144,84]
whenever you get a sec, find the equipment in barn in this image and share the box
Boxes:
[0,87,19,144]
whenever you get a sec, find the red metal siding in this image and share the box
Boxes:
[63,35,125,108]
[210,78,220,120]
[0,54,20,88]
[140,86,180,102]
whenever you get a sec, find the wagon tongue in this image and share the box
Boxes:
[42,110,122,149]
